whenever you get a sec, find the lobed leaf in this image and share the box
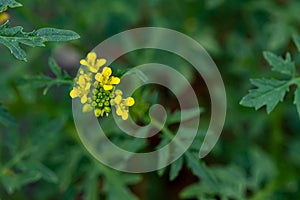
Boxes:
[0,0,22,12]
[240,78,290,113]
[0,21,80,61]
[294,87,300,118]
[263,51,296,76]
[169,156,184,181]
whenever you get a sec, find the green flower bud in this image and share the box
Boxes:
[104,106,111,113]
[104,101,110,106]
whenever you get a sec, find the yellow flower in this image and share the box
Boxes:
[80,52,106,73]
[82,104,93,113]
[70,73,91,104]
[95,67,120,91]
[111,89,135,120]
[0,12,9,24]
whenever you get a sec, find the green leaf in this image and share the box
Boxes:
[18,58,73,95]
[263,51,296,76]
[0,171,41,194]
[294,87,300,118]
[0,102,16,127]
[293,34,300,53]
[185,152,217,190]
[49,58,63,78]
[0,0,22,12]
[58,148,82,191]
[18,161,58,184]
[35,28,80,42]
[83,165,100,200]
[180,165,247,200]
[247,148,276,191]
[169,156,183,181]
[240,78,290,113]
[0,21,80,61]
[99,163,140,200]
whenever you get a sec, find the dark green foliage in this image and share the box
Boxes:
[1,0,300,199]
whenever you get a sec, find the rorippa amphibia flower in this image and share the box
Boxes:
[111,89,135,120]
[70,52,135,120]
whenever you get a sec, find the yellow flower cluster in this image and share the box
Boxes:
[70,52,135,120]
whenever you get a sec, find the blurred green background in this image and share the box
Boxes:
[1,0,300,199]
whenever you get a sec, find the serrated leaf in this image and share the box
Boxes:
[185,152,217,190]
[0,0,22,12]
[0,102,16,127]
[240,78,290,114]
[263,51,296,76]
[294,87,300,118]
[0,22,80,61]
[169,156,183,181]
[293,35,300,53]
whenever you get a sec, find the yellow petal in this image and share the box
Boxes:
[78,76,85,87]
[114,95,122,105]
[95,73,102,82]
[88,65,99,73]
[94,108,102,117]
[116,106,123,116]
[121,111,129,120]
[80,59,88,66]
[70,89,79,98]
[81,95,88,104]
[85,82,91,91]
[110,77,120,85]
[114,89,123,96]
[96,58,106,67]
[125,97,135,106]
[87,52,97,62]
[103,85,113,91]
[82,104,93,112]
[102,67,112,77]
